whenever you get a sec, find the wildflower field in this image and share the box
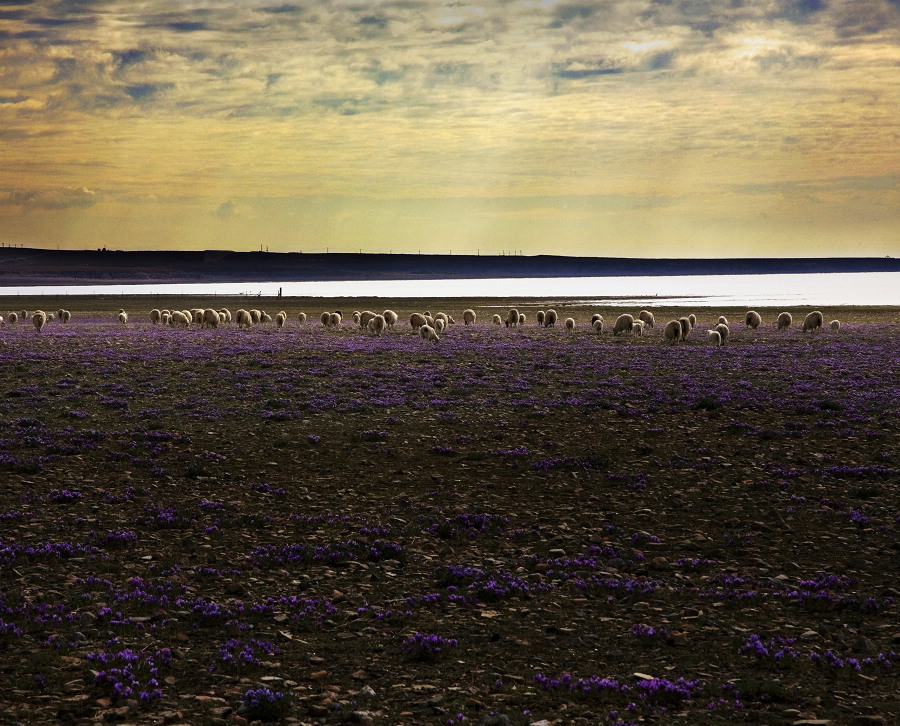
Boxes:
[1,297,898,725]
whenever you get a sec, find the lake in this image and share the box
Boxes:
[1,271,898,306]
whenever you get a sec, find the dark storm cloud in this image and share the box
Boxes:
[551,59,625,80]
[258,4,304,14]
[167,20,208,32]
[27,14,96,27]
[114,49,150,67]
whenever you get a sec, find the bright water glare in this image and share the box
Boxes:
[2,272,899,306]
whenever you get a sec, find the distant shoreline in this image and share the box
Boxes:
[0,247,897,286]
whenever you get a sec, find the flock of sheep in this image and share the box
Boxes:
[1,305,842,347]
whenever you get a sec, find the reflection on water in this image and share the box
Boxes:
[1,272,898,306]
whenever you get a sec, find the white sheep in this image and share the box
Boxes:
[60,309,71,323]
[518,313,526,325]
[777,312,792,330]
[359,311,376,329]
[536,311,545,326]
[745,310,761,329]
[219,309,232,323]
[410,312,427,330]
[46,313,55,322]
[236,309,252,328]
[591,313,603,325]
[118,311,128,325]
[564,317,575,334]
[171,310,189,328]
[463,309,476,325]
[632,320,644,337]
[320,312,331,327]
[182,310,193,324]
[434,318,446,334]
[707,330,722,347]
[803,311,824,332]
[434,312,450,328]
[0,316,3,325]
[505,308,519,328]
[679,317,692,340]
[715,322,730,344]
[638,310,655,328]
[718,316,728,325]
[492,314,502,325]
[419,324,439,343]
[297,312,307,324]
[161,312,171,326]
[424,314,435,328]
[383,310,398,328]
[8,312,18,324]
[613,314,634,336]
[664,320,681,344]
[368,314,386,336]
[328,312,341,328]
[260,312,272,324]
[20,310,28,319]
[250,309,262,324]
[150,309,162,325]
[202,309,221,328]
[275,312,286,328]
[543,309,558,327]
[33,311,47,333]
[830,319,841,332]
[592,319,603,334]
[688,313,697,327]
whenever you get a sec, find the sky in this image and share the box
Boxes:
[0,0,899,258]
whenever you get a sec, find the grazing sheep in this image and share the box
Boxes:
[434,312,449,327]
[7,312,17,324]
[118,311,128,325]
[419,324,439,343]
[505,308,519,327]
[745,310,762,329]
[708,330,722,347]
[830,319,841,332]
[260,312,272,324]
[161,312,171,326]
[591,313,603,325]
[715,323,730,344]
[448,315,456,324]
[613,314,634,336]
[536,310,545,326]
[20,310,28,319]
[150,309,162,325]
[203,309,221,328]
[352,312,361,325]
[632,320,645,337]
[359,311,376,329]
[275,312,286,328]
[564,317,575,333]
[544,309,558,327]
[592,319,603,334]
[171,311,189,328]
[492,314,502,325]
[803,311,824,332]
[236,309,252,328]
[250,309,262,324]
[297,312,307,324]
[463,309,476,325]
[410,312,427,330]
[688,314,697,327]
[46,313,55,322]
[517,313,525,325]
[182,310,193,324]
[33,311,47,333]
[638,310,655,328]
[434,318,446,334]
[424,314,435,328]
[664,320,682,344]
[221,309,233,323]
[777,312,792,330]
[60,309,71,323]
[328,312,341,328]
[718,316,728,325]
[320,312,331,327]
[383,310,398,328]
[678,317,692,340]
[368,314,386,336]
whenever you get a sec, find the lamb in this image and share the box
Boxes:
[632,320,644,337]
[708,330,722,347]
[434,318,446,334]
[463,309,476,325]
[410,312,427,330]
[202,309,221,328]
[543,309,558,327]
[592,319,603,334]
[745,310,762,329]
[8,312,17,324]
[218,309,232,323]
[830,319,841,332]
[236,309,252,328]
[715,322,730,344]
[613,314,634,336]
[638,310,655,328]
[161,312,171,326]
[419,324,439,343]
[664,320,682,344]
[518,313,526,325]
[383,310,398,328]
[536,311,545,326]
[33,311,47,333]
[297,312,307,324]
[352,312,361,325]
[434,312,449,327]
[777,312,792,330]
[718,316,728,325]
[591,313,603,325]
[505,308,519,327]
[368,314,386,336]
[679,317,692,340]
[492,314,502,325]
[803,311,824,332]
[688,314,697,327]
[47,313,55,322]
[328,312,341,328]
[150,309,162,325]
[564,317,575,333]
[118,311,128,325]
[171,311,189,328]
[275,312,286,328]
[20,310,28,319]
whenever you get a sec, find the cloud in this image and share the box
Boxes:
[215,200,236,219]
[2,187,99,210]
